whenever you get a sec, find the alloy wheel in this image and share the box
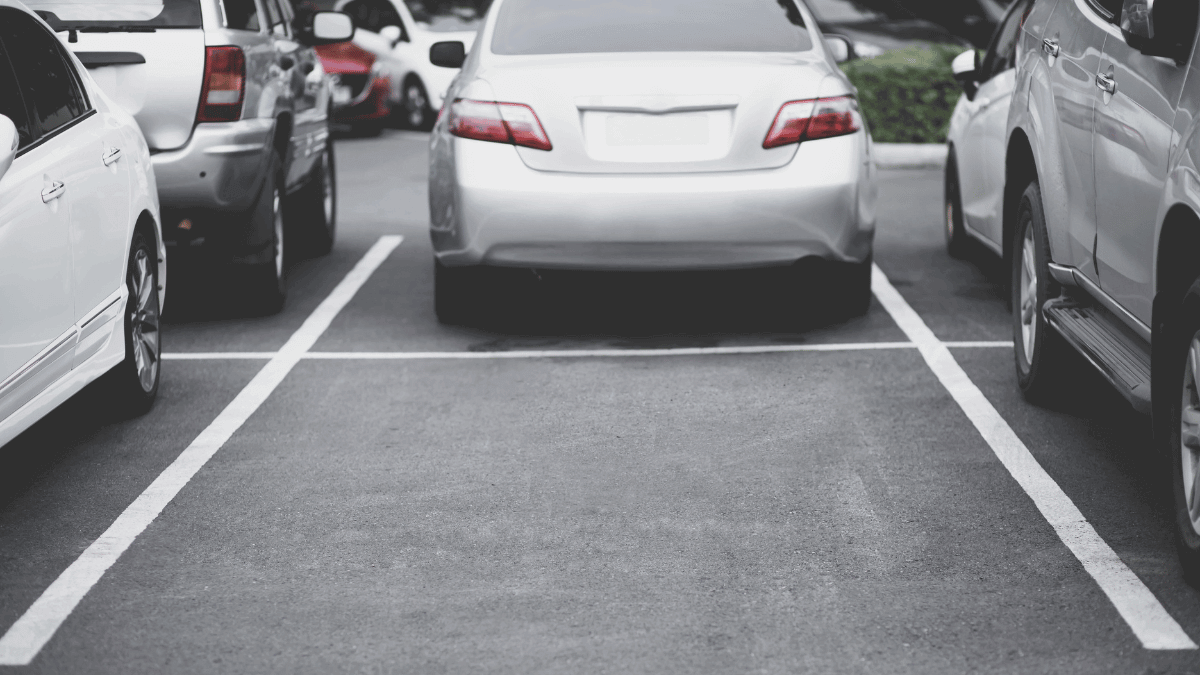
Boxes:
[405,83,427,128]
[1182,333,1200,535]
[321,148,334,226]
[273,188,284,279]
[129,247,160,393]
[1019,225,1037,364]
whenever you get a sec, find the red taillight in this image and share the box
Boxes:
[762,96,861,149]
[197,46,245,123]
[448,99,552,151]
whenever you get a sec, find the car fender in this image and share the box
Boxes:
[1007,39,1070,263]
[1153,120,1200,300]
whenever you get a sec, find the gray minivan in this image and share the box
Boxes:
[27,0,353,311]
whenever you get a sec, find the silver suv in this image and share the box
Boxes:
[27,0,353,311]
[1005,0,1200,576]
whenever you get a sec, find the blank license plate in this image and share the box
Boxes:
[605,113,710,147]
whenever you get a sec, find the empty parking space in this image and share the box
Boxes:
[3,132,1200,673]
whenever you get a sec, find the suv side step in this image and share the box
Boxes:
[1043,298,1152,414]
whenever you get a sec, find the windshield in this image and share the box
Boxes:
[27,0,202,28]
[492,0,813,55]
[404,0,485,32]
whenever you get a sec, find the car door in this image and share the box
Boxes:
[1092,15,1195,324]
[958,0,1029,246]
[0,13,78,419]
[1041,0,1111,281]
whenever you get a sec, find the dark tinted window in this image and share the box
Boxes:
[1086,0,1122,20]
[0,28,33,150]
[0,12,88,138]
[980,0,1028,79]
[224,0,261,30]
[341,0,402,32]
[492,0,813,55]
[26,0,202,29]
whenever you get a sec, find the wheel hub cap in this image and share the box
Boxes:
[1182,333,1200,534]
[1019,226,1037,364]
[129,248,160,393]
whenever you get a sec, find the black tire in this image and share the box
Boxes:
[285,139,337,256]
[106,230,161,416]
[1011,181,1069,402]
[1166,279,1200,582]
[249,151,287,314]
[832,255,873,318]
[944,150,970,258]
[402,78,433,131]
[434,258,477,325]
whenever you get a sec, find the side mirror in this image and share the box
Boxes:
[430,41,466,68]
[380,24,403,46]
[297,11,354,46]
[0,115,16,182]
[951,49,979,99]
[823,34,853,63]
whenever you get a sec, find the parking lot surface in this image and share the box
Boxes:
[3,130,1200,673]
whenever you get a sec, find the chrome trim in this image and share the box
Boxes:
[1071,267,1152,341]
[0,327,78,398]
[1048,262,1076,286]
[79,293,123,334]
[204,143,267,156]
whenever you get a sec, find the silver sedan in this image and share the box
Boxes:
[427,0,878,323]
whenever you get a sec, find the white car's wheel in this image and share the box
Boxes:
[1011,180,1069,402]
[107,230,161,415]
[403,78,433,130]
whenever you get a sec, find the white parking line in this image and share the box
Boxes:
[870,264,1196,651]
[0,236,403,666]
[159,341,1014,361]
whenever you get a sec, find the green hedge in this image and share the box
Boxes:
[839,44,968,144]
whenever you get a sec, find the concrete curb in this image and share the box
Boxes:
[874,143,948,170]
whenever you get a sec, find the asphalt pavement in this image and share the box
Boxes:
[2,130,1199,673]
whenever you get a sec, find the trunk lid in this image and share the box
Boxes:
[479,52,836,174]
[69,30,206,151]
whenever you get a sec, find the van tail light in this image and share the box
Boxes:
[762,96,861,149]
[448,99,552,151]
[197,46,245,123]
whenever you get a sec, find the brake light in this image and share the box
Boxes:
[197,46,245,123]
[762,96,861,149]
[449,99,552,151]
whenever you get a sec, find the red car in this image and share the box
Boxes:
[315,36,400,133]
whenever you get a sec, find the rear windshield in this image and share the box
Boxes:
[491,0,813,55]
[26,0,202,29]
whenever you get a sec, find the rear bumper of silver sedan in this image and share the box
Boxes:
[430,132,877,271]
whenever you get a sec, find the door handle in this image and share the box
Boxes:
[102,146,121,166]
[1042,38,1059,57]
[1096,72,1117,94]
[41,181,65,203]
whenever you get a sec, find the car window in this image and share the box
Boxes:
[0,25,34,151]
[25,0,202,29]
[979,0,1029,80]
[492,0,814,55]
[1085,0,1122,21]
[0,11,88,141]
[224,0,262,30]
[341,0,402,33]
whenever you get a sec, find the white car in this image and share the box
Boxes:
[336,0,479,128]
[0,0,166,448]
[943,0,1031,258]
[428,0,878,324]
